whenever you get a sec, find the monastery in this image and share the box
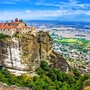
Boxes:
[0,18,36,36]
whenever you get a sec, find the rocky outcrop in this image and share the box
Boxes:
[82,86,90,90]
[0,31,70,75]
[0,82,32,90]
[49,51,70,72]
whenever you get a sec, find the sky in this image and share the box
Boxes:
[0,0,90,21]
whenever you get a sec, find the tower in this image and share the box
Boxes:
[15,18,18,22]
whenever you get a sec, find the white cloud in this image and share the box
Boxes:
[35,0,45,5]
[0,0,30,4]
[36,0,90,11]
[3,13,8,16]
[16,12,21,13]
[0,8,90,20]
[1,1,16,4]
[26,10,31,13]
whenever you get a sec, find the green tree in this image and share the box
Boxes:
[40,61,49,71]
[83,79,90,87]
[73,68,81,80]
[35,79,48,90]
[19,19,23,22]
[36,67,44,75]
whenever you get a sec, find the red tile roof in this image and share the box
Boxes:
[0,25,15,29]
[0,21,35,29]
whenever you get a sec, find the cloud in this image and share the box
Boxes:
[0,8,90,20]
[0,0,90,11]
[16,12,21,13]
[0,1,16,4]
[0,0,29,4]
[0,0,90,21]
[35,0,46,5]
[34,0,90,11]
[3,13,8,16]
[26,10,31,13]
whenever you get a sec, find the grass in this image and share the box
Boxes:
[54,38,90,49]
[54,38,81,43]
[55,38,90,44]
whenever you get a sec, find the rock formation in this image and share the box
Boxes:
[82,86,90,90]
[0,82,32,90]
[0,31,70,75]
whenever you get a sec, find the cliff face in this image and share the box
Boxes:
[0,31,69,75]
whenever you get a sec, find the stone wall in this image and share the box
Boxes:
[0,28,16,36]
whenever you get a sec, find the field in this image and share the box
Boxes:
[54,38,90,51]
[54,38,90,45]
[55,38,79,43]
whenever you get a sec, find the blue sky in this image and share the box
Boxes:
[0,0,90,21]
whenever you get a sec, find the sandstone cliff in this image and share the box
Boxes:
[0,31,69,75]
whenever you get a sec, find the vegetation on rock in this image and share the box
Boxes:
[0,33,10,39]
[0,60,90,90]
